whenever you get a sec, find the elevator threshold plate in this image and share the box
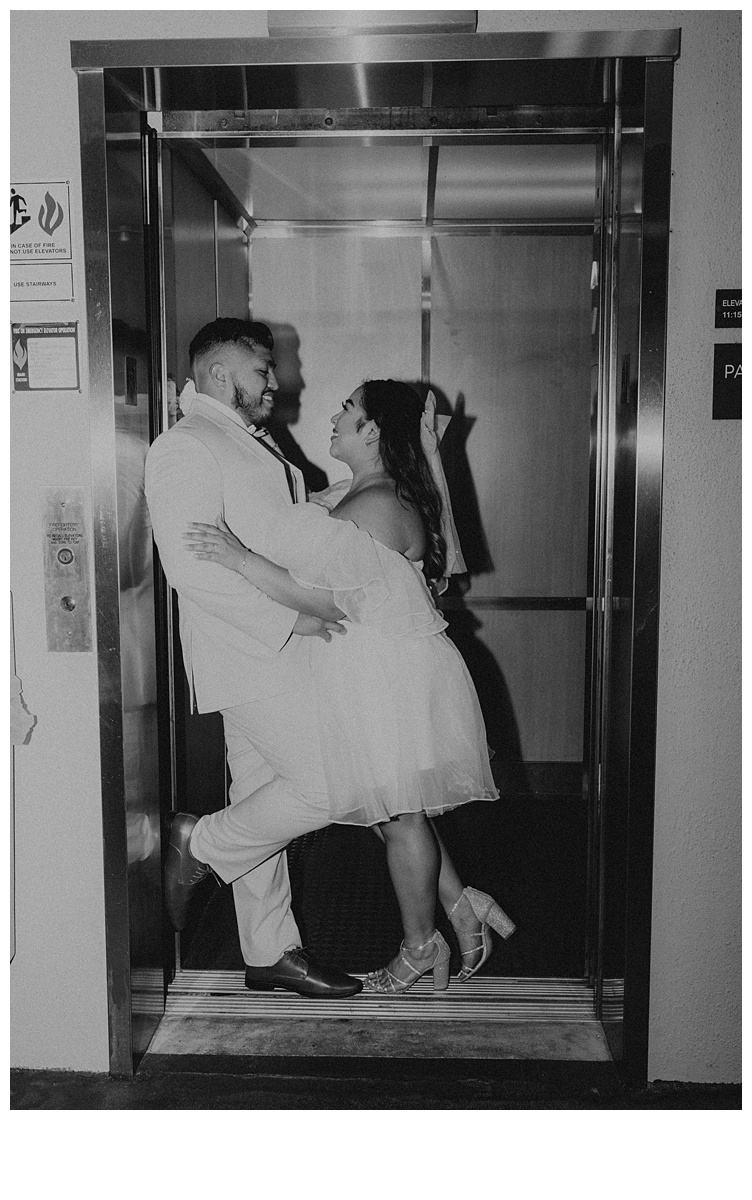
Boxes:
[147,971,601,1023]
[141,972,613,1061]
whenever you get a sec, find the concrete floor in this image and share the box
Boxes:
[10,1065,741,1110]
[146,1014,612,1060]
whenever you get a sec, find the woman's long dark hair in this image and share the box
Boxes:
[360,380,447,584]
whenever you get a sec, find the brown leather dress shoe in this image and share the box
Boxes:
[245,948,363,998]
[164,812,214,931]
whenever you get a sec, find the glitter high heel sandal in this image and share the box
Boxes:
[448,886,516,981]
[362,930,451,994]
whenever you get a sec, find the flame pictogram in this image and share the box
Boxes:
[38,191,65,236]
[13,340,27,370]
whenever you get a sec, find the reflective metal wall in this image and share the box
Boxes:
[242,139,595,768]
[105,134,164,1053]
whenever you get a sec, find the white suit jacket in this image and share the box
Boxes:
[145,394,307,713]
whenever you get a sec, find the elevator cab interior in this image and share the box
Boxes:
[76,29,678,1077]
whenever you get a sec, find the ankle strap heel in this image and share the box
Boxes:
[463,886,516,939]
[447,886,517,982]
[363,929,451,995]
[430,931,451,991]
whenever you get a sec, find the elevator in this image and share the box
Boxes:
[74,27,678,1078]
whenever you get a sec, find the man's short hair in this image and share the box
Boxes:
[189,318,274,368]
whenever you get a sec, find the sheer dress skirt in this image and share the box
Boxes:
[266,502,499,826]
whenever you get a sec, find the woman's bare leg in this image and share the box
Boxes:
[429,821,483,971]
[379,813,440,959]
[373,818,481,925]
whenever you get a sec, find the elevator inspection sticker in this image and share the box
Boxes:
[11,323,80,391]
[11,183,72,262]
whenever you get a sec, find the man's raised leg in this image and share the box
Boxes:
[177,685,362,997]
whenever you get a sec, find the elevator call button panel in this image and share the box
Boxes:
[42,487,93,651]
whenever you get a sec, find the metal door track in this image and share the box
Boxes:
[155,970,599,1023]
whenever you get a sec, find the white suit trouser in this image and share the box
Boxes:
[189,685,331,966]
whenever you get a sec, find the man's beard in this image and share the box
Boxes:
[232,382,267,426]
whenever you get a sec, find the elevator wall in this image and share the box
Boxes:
[253,230,591,763]
[9,9,740,1083]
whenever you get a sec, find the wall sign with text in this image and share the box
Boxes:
[715,289,741,328]
[10,182,74,302]
[712,344,741,420]
[11,323,80,391]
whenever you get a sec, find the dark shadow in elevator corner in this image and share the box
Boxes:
[410,381,526,790]
[399,381,570,975]
[261,321,330,495]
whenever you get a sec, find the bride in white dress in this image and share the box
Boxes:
[185,379,515,992]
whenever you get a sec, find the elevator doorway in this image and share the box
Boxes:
[78,31,677,1077]
[151,131,600,986]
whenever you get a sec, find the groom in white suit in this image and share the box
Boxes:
[145,318,361,998]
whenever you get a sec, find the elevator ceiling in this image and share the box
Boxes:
[200,142,599,225]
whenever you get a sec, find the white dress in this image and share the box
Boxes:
[265,495,499,827]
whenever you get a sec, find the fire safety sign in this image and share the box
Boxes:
[11,182,74,302]
[11,323,80,391]
[11,183,71,262]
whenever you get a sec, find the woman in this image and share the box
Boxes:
[184,380,514,992]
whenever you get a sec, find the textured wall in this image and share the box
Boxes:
[10,10,741,1080]
[9,7,269,1073]
[649,14,741,1083]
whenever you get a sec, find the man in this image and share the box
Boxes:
[145,317,361,998]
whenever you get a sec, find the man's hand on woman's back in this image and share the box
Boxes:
[292,613,346,642]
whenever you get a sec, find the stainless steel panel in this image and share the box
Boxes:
[110,58,652,123]
[160,105,610,136]
[620,59,674,1083]
[215,203,250,319]
[77,68,134,1076]
[167,151,217,381]
[431,232,593,600]
[106,129,168,1063]
[42,487,93,652]
[249,233,422,480]
[447,609,587,763]
[207,144,427,221]
[246,221,595,238]
[439,596,588,611]
[195,140,598,240]
[431,226,592,764]
[435,144,597,220]
[266,10,479,38]
[71,30,681,70]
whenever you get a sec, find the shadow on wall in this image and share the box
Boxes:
[409,380,526,786]
[262,321,330,495]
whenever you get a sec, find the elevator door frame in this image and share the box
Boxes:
[73,31,678,1080]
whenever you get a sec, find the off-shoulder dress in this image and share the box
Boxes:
[265,489,499,827]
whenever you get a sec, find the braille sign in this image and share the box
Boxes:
[715,289,741,328]
[712,343,741,420]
